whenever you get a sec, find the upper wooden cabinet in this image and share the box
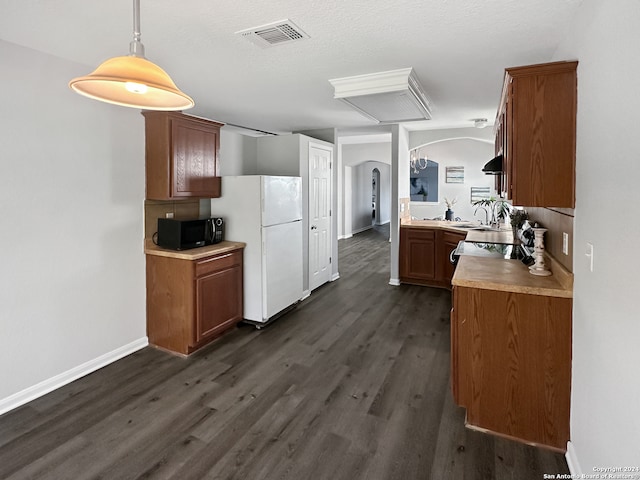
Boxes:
[143,111,223,200]
[495,61,578,208]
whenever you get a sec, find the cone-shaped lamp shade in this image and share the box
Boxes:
[69,55,194,110]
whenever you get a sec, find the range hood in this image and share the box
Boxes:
[329,68,432,123]
[482,154,503,174]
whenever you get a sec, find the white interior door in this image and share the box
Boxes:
[309,144,332,291]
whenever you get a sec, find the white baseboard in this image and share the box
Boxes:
[301,290,311,301]
[331,272,340,281]
[0,337,149,416]
[565,441,582,476]
[342,234,353,239]
[352,225,373,235]
[389,278,401,286]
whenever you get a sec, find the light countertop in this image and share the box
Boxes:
[400,219,572,298]
[452,254,573,298]
[401,219,516,244]
[144,239,246,260]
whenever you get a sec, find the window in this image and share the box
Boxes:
[410,159,438,202]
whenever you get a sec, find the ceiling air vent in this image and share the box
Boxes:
[236,19,309,48]
[329,68,432,123]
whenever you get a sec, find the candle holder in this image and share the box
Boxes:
[529,227,552,276]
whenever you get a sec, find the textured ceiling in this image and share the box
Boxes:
[0,0,583,134]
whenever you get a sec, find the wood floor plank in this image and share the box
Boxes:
[0,224,570,480]
[429,387,469,479]
[172,364,312,480]
[225,360,356,480]
[23,356,231,480]
[134,435,209,480]
[0,350,198,478]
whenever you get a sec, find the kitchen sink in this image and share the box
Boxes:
[450,223,478,229]
[470,226,502,231]
[448,222,507,232]
[452,224,505,231]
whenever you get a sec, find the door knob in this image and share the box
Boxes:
[311,225,317,230]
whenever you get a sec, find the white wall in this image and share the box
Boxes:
[219,128,257,176]
[351,162,372,234]
[389,125,410,285]
[409,126,494,149]
[349,161,391,234]
[342,141,392,166]
[0,41,146,413]
[343,166,353,238]
[372,163,391,225]
[340,142,392,236]
[255,135,303,177]
[409,138,496,222]
[553,0,640,472]
[253,134,335,294]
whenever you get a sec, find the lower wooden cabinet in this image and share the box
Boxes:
[400,227,465,288]
[451,285,572,451]
[146,248,244,355]
[439,230,466,285]
[400,227,437,282]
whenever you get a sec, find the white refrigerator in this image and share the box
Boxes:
[211,176,303,325]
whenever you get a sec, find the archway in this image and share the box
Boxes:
[372,168,381,225]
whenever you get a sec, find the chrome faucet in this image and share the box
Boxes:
[475,206,489,225]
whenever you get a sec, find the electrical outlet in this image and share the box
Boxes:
[562,232,569,255]
[165,212,174,219]
[585,242,594,272]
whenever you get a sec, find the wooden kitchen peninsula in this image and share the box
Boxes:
[145,240,246,356]
[451,254,573,452]
[399,219,514,288]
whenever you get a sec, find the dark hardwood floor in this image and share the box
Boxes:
[0,224,570,479]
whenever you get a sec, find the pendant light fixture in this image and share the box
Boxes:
[69,0,194,110]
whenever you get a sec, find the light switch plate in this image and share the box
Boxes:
[165,212,174,219]
[586,242,594,272]
[562,232,569,255]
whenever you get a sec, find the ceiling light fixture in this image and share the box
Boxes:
[410,147,429,174]
[329,68,432,123]
[473,118,488,128]
[69,0,194,110]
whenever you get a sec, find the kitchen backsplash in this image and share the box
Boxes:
[526,206,574,273]
[399,197,411,220]
[143,199,201,239]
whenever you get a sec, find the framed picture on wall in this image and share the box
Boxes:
[409,159,439,202]
[446,166,464,183]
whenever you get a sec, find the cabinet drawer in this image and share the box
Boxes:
[442,231,465,244]
[406,228,435,241]
[195,250,242,277]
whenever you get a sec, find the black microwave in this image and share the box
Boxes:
[156,217,224,250]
